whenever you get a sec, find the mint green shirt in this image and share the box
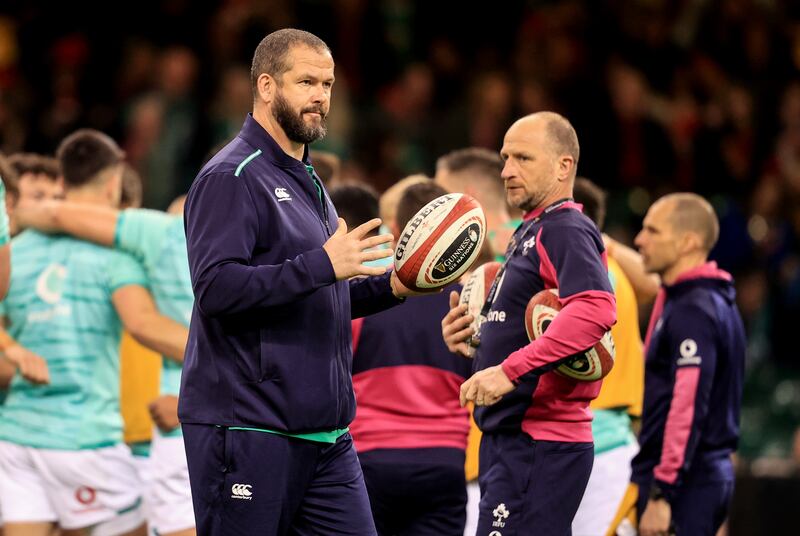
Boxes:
[0,231,148,449]
[115,209,193,437]
[592,408,637,455]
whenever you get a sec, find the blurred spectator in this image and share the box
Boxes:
[123,46,201,209]
[354,63,435,191]
[309,149,342,186]
[209,65,252,148]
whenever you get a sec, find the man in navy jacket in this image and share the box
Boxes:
[632,193,745,536]
[180,29,414,535]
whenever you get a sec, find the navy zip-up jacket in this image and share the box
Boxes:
[178,114,402,433]
[631,262,745,500]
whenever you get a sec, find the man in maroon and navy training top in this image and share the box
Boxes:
[443,112,616,535]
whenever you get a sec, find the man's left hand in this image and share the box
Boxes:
[639,498,672,536]
[389,270,441,298]
[459,365,515,407]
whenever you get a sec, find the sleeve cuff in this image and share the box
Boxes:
[652,480,676,502]
[305,247,337,287]
[501,351,527,383]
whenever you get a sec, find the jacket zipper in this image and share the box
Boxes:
[305,165,344,424]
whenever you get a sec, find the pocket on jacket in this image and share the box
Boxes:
[258,329,277,382]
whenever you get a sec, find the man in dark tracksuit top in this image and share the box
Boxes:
[442,112,617,536]
[180,30,414,535]
[629,193,745,536]
[350,182,473,536]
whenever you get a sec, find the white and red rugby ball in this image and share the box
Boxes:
[459,261,502,334]
[524,289,615,382]
[394,193,486,291]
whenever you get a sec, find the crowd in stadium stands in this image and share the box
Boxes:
[0,0,798,466]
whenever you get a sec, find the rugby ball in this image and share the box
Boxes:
[394,193,486,291]
[525,289,615,381]
[459,261,502,335]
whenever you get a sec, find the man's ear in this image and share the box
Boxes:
[106,166,124,206]
[556,155,575,183]
[257,73,276,104]
[678,230,703,255]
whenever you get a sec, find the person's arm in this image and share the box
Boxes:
[14,200,118,246]
[604,234,660,304]
[0,322,50,385]
[651,305,718,501]
[186,172,391,317]
[112,285,188,363]
[501,226,617,381]
[149,394,180,433]
[349,271,405,319]
[0,244,9,301]
[0,355,14,388]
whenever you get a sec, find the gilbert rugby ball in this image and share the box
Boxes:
[459,261,502,335]
[394,193,486,291]
[525,289,615,381]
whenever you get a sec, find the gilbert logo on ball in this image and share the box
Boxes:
[525,289,615,381]
[394,193,486,291]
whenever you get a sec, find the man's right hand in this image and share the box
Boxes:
[442,290,475,357]
[149,395,180,433]
[4,344,50,384]
[323,218,393,280]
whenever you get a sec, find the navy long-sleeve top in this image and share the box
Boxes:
[178,114,402,433]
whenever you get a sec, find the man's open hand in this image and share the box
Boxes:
[323,218,393,280]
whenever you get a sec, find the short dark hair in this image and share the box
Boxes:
[7,153,60,181]
[436,147,505,211]
[120,163,143,209]
[396,182,449,230]
[329,182,379,232]
[250,29,331,92]
[437,147,503,177]
[0,152,19,201]
[573,177,607,230]
[56,129,125,188]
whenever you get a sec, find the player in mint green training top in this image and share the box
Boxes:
[15,193,196,536]
[0,130,188,536]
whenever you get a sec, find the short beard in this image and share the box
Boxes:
[514,191,546,213]
[272,90,327,144]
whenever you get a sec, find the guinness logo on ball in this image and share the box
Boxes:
[431,223,481,280]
